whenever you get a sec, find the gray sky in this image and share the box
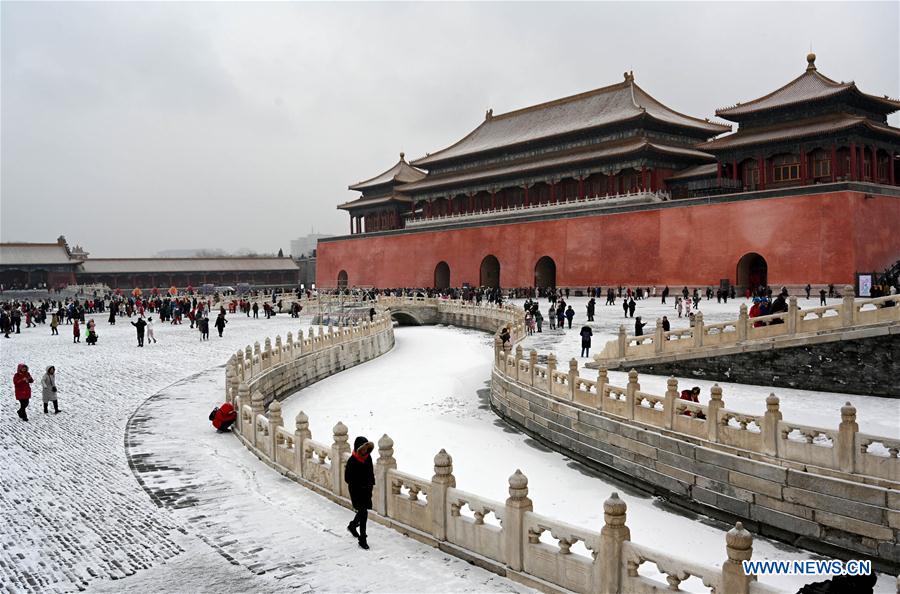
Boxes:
[2,2,898,257]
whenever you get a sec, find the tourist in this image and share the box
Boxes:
[661,285,669,304]
[13,363,34,421]
[634,316,647,336]
[819,288,827,306]
[579,325,593,357]
[556,305,565,329]
[524,311,534,336]
[252,302,259,318]
[86,319,98,345]
[131,317,147,347]
[41,366,59,414]
[586,297,596,321]
[805,284,812,299]
[627,297,636,318]
[679,386,706,419]
[73,319,81,343]
[547,305,556,330]
[0,309,9,338]
[50,313,59,335]
[499,326,511,347]
[344,436,375,550]
[209,402,237,432]
[622,297,629,318]
[214,312,227,337]
[146,317,157,343]
[565,306,575,329]
[534,308,543,333]
[769,292,788,323]
[662,315,670,333]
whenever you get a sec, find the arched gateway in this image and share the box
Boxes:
[534,256,556,289]
[479,255,500,288]
[337,270,349,288]
[434,262,450,289]
[736,253,767,291]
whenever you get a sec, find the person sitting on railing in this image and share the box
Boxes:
[209,402,237,432]
[679,386,706,419]
[499,326,511,346]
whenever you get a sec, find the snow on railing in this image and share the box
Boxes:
[597,286,900,362]
[405,190,669,228]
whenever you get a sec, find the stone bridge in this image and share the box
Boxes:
[225,296,900,592]
[590,288,900,397]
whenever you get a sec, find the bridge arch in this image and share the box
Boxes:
[736,253,767,292]
[389,310,423,326]
[434,261,450,290]
[534,256,556,289]
[337,270,349,289]
[479,255,500,288]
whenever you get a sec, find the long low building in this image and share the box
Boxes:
[318,54,900,290]
[0,237,300,290]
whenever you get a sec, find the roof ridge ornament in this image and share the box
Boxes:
[806,52,817,72]
[623,71,634,82]
[485,108,493,120]
[399,152,405,161]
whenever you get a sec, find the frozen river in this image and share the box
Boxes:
[281,322,896,593]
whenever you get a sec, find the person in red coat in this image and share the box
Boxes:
[13,363,34,421]
[211,402,237,432]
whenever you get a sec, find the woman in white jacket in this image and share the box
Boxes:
[42,366,59,414]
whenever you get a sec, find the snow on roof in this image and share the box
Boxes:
[0,243,80,266]
[80,258,299,274]
[412,74,729,167]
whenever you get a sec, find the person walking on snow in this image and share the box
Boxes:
[627,297,636,318]
[73,319,81,343]
[50,313,59,335]
[13,363,34,421]
[634,316,647,336]
[579,325,593,357]
[345,436,375,550]
[214,312,227,337]
[42,366,59,414]
[131,317,147,347]
[565,305,575,329]
[146,317,157,343]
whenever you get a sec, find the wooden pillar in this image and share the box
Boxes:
[641,166,649,191]
[549,182,556,203]
[350,216,354,234]
[800,148,807,185]
[578,177,585,199]
[732,159,738,181]
[757,156,765,190]
[716,161,722,182]
[891,152,896,186]
[490,191,496,209]
[831,145,837,182]
[871,144,878,182]
[523,186,529,206]
[849,142,857,180]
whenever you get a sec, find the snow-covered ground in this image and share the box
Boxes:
[1,299,895,593]
[280,324,896,593]
[511,295,899,438]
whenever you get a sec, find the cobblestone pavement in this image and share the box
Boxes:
[0,313,528,593]
[122,367,529,593]
[0,313,306,592]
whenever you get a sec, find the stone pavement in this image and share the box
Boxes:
[0,313,527,593]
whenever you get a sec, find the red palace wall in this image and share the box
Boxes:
[317,191,900,288]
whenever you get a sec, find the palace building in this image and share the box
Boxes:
[318,54,900,290]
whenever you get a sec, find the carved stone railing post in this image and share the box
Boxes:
[225,364,236,404]
[268,400,284,461]
[504,470,533,572]
[515,345,523,381]
[245,346,253,377]
[375,434,396,517]
[264,337,272,369]
[707,384,723,442]
[253,341,261,370]
[624,369,639,420]
[787,296,798,335]
[722,522,753,594]
[693,311,705,348]
[762,394,782,456]
[431,449,456,542]
[307,327,315,350]
[294,411,310,476]
[286,331,294,360]
[737,304,749,342]
[236,382,250,431]
[529,350,537,385]
[664,377,678,429]
[495,336,503,366]
[597,367,608,410]
[841,285,855,327]
[331,421,350,497]
[837,401,858,473]
[546,353,557,394]
[568,358,578,401]
[275,335,283,364]
[250,390,265,448]
[654,318,664,354]
[599,492,630,593]
[617,325,627,358]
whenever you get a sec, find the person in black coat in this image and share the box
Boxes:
[579,325,593,357]
[586,298,596,321]
[634,316,647,336]
[345,436,375,550]
[214,313,228,337]
[131,317,147,347]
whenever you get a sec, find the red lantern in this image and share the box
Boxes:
[168,286,178,296]
[132,288,142,297]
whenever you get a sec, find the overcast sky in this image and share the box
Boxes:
[2,2,897,257]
